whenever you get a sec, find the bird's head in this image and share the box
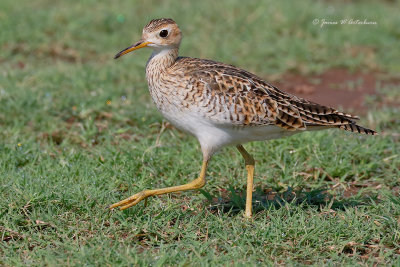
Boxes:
[114,18,182,59]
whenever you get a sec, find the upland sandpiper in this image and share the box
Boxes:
[110,18,376,218]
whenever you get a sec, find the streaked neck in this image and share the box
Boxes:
[146,48,179,72]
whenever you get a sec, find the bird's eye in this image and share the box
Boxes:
[159,30,169,38]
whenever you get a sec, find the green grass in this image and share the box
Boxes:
[1,0,400,265]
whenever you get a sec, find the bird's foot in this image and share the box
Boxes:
[109,161,209,211]
[243,211,253,219]
[109,190,152,210]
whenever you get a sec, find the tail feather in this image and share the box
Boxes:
[339,123,377,135]
[292,102,378,135]
[267,85,377,135]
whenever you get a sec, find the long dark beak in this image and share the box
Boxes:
[114,40,152,59]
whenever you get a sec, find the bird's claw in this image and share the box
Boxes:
[109,191,150,210]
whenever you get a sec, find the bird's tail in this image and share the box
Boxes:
[338,122,377,135]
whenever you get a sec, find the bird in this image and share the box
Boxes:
[110,18,377,218]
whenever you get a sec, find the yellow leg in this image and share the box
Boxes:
[109,159,209,210]
[236,145,255,218]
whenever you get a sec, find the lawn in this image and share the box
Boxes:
[1,0,399,265]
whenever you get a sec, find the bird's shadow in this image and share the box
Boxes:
[200,186,376,216]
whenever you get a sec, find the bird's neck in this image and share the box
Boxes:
[146,48,179,74]
[145,48,179,111]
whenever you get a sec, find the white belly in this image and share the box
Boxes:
[160,108,300,156]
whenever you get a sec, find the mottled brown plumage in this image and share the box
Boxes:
[166,56,376,135]
[110,18,377,217]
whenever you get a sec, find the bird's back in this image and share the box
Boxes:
[165,57,376,136]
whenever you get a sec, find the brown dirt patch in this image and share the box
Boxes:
[273,69,400,114]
